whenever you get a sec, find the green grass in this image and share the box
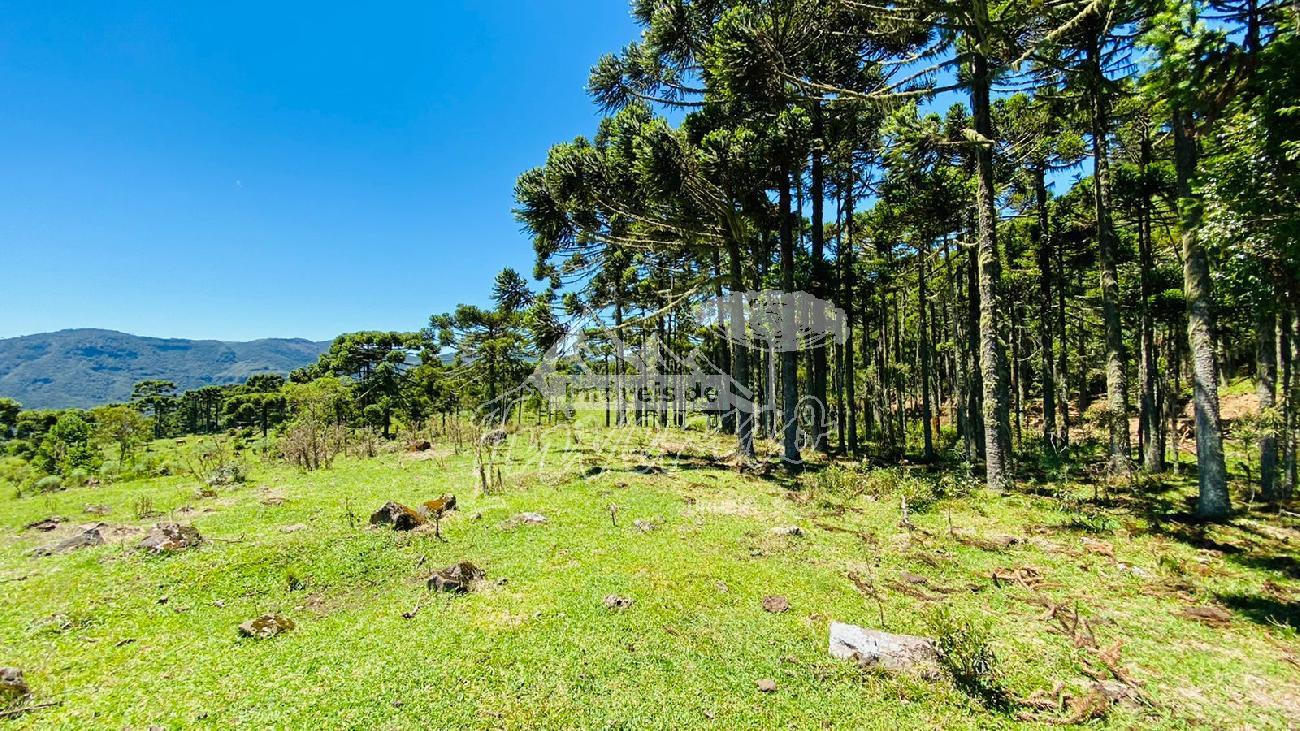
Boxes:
[1,426,1297,729]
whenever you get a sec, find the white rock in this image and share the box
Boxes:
[828,621,939,675]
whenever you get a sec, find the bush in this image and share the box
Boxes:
[861,468,941,514]
[206,463,247,486]
[1056,493,1118,533]
[34,474,64,493]
[808,464,864,498]
[934,469,978,501]
[99,459,122,482]
[34,412,101,477]
[0,457,40,496]
[280,419,346,471]
[926,605,1008,709]
[132,495,160,519]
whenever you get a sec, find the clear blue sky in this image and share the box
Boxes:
[0,1,641,341]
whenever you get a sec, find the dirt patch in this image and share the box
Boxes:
[403,447,450,462]
[693,497,770,520]
[1242,671,1300,720]
[20,521,141,552]
[1180,605,1232,627]
[238,614,294,639]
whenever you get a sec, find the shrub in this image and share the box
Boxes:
[926,605,1008,709]
[34,475,64,493]
[809,464,864,498]
[34,412,101,477]
[934,469,978,500]
[206,463,247,486]
[0,456,39,495]
[132,495,160,519]
[861,468,941,514]
[182,440,249,486]
[99,459,122,482]
[280,420,346,471]
[1056,493,1117,533]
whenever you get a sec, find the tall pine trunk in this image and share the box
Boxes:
[1056,235,1071,447]
[971,46,1013,491]
[1087,36,1132,472]
[726,238,755,460]
[918,241,935,461]
[1138,131,1164,471]
[844,182,860,457]
[1173,108,1230,519]
[1033,167,1058,450]
[810,107,829,453]
[965,235,986,460]
[780,171,801,466]
[1287,303,1298,499]
[1258,307,1279,502]
[711,249,733,434]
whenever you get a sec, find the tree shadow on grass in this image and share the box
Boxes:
[1225,553,1300,580]
[1217,592,1300,630]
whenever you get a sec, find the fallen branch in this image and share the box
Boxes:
[0,701,61,719]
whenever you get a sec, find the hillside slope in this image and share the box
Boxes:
[0,329,328,409]
[0,429,1296,728]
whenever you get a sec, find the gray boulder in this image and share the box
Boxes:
[828,621,939,676]
[139,524,203,553]
[23,516,65,532]
[0,667,28,706]
[428,561,484,593]
[30,525,105,557]
[369,501,425,531]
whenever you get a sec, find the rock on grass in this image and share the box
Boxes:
[22,517,65,532]
[603,594,633,610]
[30,525,105,557]
[139,524,203,553]
[428,562,484,593]
[0,667,28,706]
[828,621,939,677]
[369,501,426,531]
[238,614,295,639]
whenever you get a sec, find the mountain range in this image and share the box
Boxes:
[0,329,329,410]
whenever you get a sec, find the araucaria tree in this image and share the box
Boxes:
[501,0,1300,517]
[0,0,1295,519]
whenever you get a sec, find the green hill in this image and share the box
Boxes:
[0,329,328,409]
[1,428,1296,728]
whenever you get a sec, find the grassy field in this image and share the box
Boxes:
[1,425,1298,729]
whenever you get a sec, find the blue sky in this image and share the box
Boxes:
[0,1,641,341]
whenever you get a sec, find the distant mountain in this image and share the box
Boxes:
[0,329,330,410]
